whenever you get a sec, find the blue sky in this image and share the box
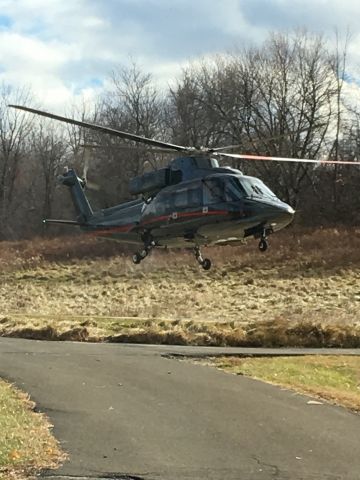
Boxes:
[0,0,359,110]
[0,14,12,28]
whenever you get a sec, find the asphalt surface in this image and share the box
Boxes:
[0,338,360,480]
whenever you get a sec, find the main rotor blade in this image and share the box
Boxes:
[9,105,189,152]
[218,152,360,166]
[80,143,176,154]
[209,144,244,152]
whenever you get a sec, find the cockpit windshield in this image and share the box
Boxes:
[203,176,245,204]
[202,175,277,204]
[238,177,277,199]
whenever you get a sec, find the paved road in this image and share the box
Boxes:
[0,338,359,480]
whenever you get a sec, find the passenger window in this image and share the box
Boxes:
[188,186,202,207]
[174,188,188,208]
[203,179,225,204]
[174,184,202,208]
[154,192,172,214]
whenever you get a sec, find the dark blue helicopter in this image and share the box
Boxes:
[10,105,357,270]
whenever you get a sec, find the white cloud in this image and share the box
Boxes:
[0,32,76,69]
[81,16,107,29]
[0,0,359,113]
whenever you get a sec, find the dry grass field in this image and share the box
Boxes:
[0,380,65,479]
[1,227,360,346]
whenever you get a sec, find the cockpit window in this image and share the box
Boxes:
[239,177,277,199]
[203,176,245,204]
[224,177,246,201]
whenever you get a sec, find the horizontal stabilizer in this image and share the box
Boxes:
[43,219,84,226]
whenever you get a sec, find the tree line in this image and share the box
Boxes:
[1,30,360,240]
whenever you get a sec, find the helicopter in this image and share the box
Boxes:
[9,105,360,270]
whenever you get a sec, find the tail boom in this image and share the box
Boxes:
[58,168,93,223]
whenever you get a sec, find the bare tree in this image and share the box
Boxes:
[235,32,339,205]
[168,57,244,148]
[170,32,341,206]
[327,29,351,207]
[0,84,34,238]
[31,121,68,220]
[92,63,167,205]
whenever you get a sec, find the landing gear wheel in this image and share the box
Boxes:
[132,253,142,264]
[201,258,212,270]
[259,238,268,252]
[193,246,212,270]
[132,239,156,265]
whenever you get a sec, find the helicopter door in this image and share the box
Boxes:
[173,183,203,212]
[187,184,202,208]
[203,178,225,205]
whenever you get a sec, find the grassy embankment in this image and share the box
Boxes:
[0,227,360,346]
[203,355,360,412]
[0,380,65,479]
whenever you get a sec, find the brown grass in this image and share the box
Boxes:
[1,227,360,347]
[1,316,360,348]
[0,380,66,479]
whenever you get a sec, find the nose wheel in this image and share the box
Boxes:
[194,246,212,270]
[132,252,143,264]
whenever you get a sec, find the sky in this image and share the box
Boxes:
[1,0,360,112]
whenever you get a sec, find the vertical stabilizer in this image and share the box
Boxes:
[58,168,93,223]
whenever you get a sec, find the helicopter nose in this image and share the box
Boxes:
[272,203,295,229]
[284,205,295,216]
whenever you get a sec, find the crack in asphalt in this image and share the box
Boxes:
[252,455,281,478]
[251,455,344,480]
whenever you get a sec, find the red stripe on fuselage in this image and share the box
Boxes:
[87,224,135,236]
[87,210,232,236]
[140,210,230,226]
